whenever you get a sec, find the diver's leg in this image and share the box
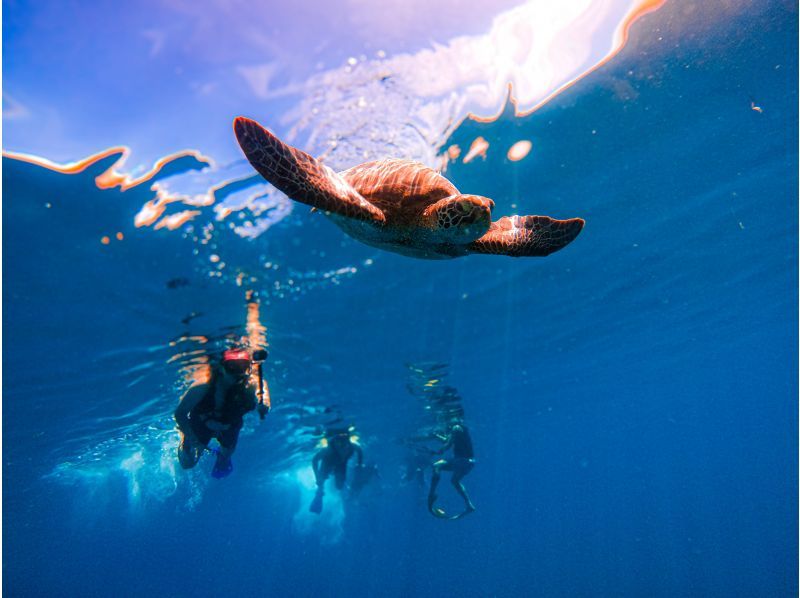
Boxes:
[310,463,330,514]
[428,459,447,510]
[178,432,202,469]
[177,422,211,469]
[334,463,347,490]
[451,462,476,512]
[217,421,241,457]
[315,460,332,492]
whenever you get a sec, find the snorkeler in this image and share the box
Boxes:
[174,348,269,478]
[427,417,476,519]
[309,428,364,514]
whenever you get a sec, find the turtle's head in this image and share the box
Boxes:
[421,194,494,244]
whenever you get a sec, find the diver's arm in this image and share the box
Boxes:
[174,384,207,437]
[435,434,454,455]
[439,424,466,454]
[257,378,271,418]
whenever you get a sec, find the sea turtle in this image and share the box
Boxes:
[233,117,584,259]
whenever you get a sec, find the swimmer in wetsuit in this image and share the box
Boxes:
[309,429,364,513]
[428,417,476,519]
[174,348,263,478]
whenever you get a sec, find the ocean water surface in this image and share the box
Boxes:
[3,1,798,596]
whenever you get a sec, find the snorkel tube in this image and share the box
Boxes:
[252,349,270,419]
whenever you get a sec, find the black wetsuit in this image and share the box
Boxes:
[451,425,474,459]
[184,375,255,451]
[440,424,474,475]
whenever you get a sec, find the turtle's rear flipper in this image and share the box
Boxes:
[234,117,386,224]
[467,215,584,257]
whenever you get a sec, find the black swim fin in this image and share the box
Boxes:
[309,492,323,514]
[429,506,449,519]
[211,454,233,479]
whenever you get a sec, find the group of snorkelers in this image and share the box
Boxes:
[174,348,476,519]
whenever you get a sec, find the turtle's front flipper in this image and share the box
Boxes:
[234,117,385,224]
[468,215,584,257]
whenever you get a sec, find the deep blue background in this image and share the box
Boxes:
[4,1,797,596]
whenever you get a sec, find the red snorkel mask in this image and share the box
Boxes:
[222,348,251,375]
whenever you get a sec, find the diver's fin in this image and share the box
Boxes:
[468,215,584,257]
[211,454,233,479]
[430,506,449,519]
[428,494,450,519]
[428,497,475,520]
[234,117,386,224]
[449,506,476,520]
[309,492,324,514]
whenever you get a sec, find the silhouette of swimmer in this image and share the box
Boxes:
[309,428,364,514]
[427,417,476,519]
[174,348,267,478]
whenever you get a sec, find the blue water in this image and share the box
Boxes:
[4,1,797,597]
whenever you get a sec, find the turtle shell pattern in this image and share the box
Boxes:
[339,159,458,227]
